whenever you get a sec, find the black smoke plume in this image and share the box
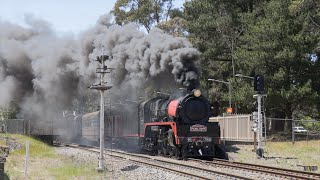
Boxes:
[0,14,200,122]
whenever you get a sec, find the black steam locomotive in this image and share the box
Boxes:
[70,89,227,159]
[139,89,226,159]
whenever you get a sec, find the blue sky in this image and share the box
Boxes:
[0,0,185,34]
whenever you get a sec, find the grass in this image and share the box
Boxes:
[0,139,6,146]
[1,134,107,180]
[265,140,320,167]
[228,140,320,173]
[49,162,98,180]
[3,134,56,157]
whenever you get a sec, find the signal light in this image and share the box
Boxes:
[227,107,233,113]
[254,74,264,93]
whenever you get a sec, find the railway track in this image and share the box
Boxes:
[60,143,253,180]
[58,143,320,179]
[189,158,320,180]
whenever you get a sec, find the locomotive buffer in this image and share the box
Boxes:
[89,51,113,172]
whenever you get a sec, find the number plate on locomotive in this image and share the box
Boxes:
[190,124,207,132]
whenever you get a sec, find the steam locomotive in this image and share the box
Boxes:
[67,89,227,159]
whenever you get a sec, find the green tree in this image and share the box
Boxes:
[0,102,18,119]
[183,0,258,112]
[157,8,187,36]
[235,0,320,129]
[299,0,320,119]
[112,0,174,32]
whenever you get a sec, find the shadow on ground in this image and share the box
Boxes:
[224,145,241,153]
[3,172,10,180]
[264,156,297,160]
[121,165,140,171]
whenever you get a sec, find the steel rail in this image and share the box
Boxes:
[64,144,211,179]
[101,148,253,179]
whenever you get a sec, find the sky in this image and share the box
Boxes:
[0,0,185,35]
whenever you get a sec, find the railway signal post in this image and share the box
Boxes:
[253,74,265,159]
[89,49,113,172]
[253,94,263,158]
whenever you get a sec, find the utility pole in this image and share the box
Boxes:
[89,48,113,172]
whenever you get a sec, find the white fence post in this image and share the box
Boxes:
[25,141,29,177]
[236,115,239,140]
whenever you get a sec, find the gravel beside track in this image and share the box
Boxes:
[103,149,250,180]
[151,156,282,180]
[55,147,188,180]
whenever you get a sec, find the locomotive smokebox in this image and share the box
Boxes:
[166,89,211,124]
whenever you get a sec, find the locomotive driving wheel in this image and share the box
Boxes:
[166,129,181,159]
[157,127,168,156]
[161,140,168,156]
[157,138,168,156]
[172,146,182,159]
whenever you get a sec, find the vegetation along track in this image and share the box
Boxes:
[189,158,320,180]
[58,143,252,180]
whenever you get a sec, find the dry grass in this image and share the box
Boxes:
[3,134,107,180]
[265,140,320,169]
[228,140,320,173]
[0,139,6,146]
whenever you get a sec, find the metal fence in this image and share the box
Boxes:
[0,119,28,134]
[1,117,319,144]
[266,118,320,143]
[209,115,320,143]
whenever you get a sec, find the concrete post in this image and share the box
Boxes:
[97,50,106,172]
[257,94,263,158]
[254,94,263,158]
[25,141,29,177]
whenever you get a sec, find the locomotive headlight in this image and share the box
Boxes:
[193,89,201,97]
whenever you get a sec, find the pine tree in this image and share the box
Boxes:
[236,0,320,129]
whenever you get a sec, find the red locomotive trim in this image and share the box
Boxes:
[144,122,180,144]
[167,100,179,117]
